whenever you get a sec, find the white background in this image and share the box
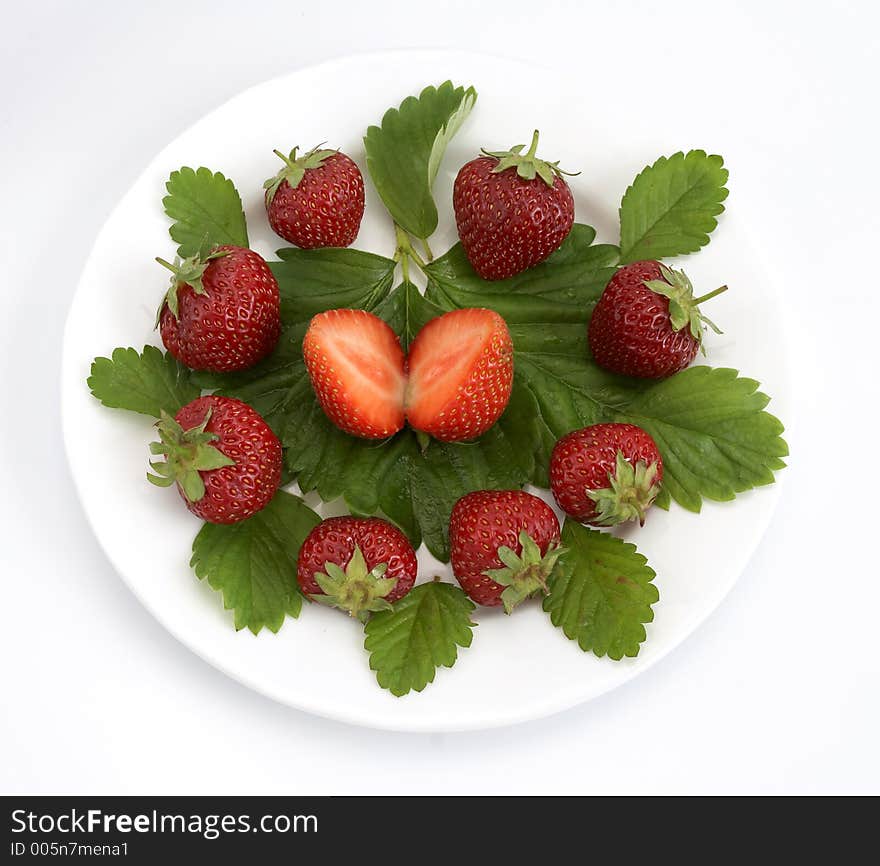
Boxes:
[1,0,877,794]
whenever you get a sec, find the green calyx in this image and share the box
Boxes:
[310,545,399,622]
[643,263,727,351]
[147,408,235,502]
[482,129,578,188]
[587,451,662,527]
[154,247,229,325]
[484,530,568,614]
[263,144,338,204]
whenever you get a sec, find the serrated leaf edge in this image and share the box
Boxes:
[364,582,476,696]
[618,149,729,264]
[543,523,659,660]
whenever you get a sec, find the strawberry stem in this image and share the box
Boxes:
[693,285,728,305]
[272,147,298,168]
[264,144,335,200]
[525,129,540,159]
[394,224,427,275]
[415,430,431,453]
[482,130,579,186]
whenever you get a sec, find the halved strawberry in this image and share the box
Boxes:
[405,308,514,442]
[302,309,406,439]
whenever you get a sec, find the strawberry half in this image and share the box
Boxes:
[302,309,406,439]
[405,308,514,442]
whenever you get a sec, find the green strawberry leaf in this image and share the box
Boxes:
[272,246,397,323]
[618,150,728,264]
[364,581,476,696]
[364,81,477,242]
[163,166,249,258]
[372,279,430,351]
[88,345,200,417]
[190,489,320,635]
[616,366,788,512]
[544,520,658,659]
[424,227,787,505]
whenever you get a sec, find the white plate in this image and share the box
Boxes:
[62,50,790,732]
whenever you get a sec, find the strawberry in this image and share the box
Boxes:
[549,423,663,526]
[297,516,417,620]
[157,245,280,372]
[147,395,282,524]
[453,130,575,280]
[588,260,727,379]
[302,309,406,439]
[264,146,365,248]
[303,307,513,443]
[405,308,514,442]
[449,490,565,612]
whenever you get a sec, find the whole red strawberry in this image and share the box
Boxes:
[449,490,565,613]
[550,423,662,526]
[588,260,726,378]
[297,516,417,620]
[157,245,280,372]
[453,130,575,280]
[147,395,282,524]
[302,309,407,439]
[406,308,514,442]
[264,146,365,248]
